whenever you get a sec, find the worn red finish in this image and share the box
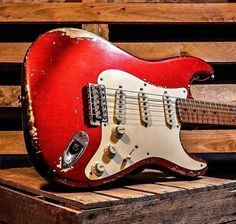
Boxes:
[22,28,213,188]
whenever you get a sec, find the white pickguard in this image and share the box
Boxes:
[85,69,206,180]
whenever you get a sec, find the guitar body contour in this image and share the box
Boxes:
[22,28,213,188]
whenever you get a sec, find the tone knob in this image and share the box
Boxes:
[104,144,117,159]
[92,162,105,177]
[113,125,125,139]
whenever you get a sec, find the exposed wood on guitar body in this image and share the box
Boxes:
[0,3,236,23]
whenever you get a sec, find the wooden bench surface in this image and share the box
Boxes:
[1,167,236,223]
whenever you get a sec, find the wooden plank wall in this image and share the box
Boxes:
[0,2,236,166]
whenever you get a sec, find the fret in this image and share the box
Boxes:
[176,98,236,127]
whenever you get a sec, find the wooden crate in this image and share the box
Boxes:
[1,1,236,223]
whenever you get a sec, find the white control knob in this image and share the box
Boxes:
[104,144,117,159]
[113,125,125,139]
[92,162,105,177]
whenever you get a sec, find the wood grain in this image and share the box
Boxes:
[0,185,81,224]
[0,131,26,154]
[117,42,236,63]
[0,42,30,63]
[0,3,236,23]
[82,0,109,39]
[1,42,236,63]
[0,168,120,209]
[81,189,236,223]
[1,167,236,223]
[0,86,20,107]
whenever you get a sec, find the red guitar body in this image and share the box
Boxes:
[22,28,213,188]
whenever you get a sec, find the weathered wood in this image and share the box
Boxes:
[0,131,26,154]
[0,185,81,224]
[0,168,120,209]
[81,189,236,224]
[191,84,236,105]
[117,42,236,63]
[0,3,236,23]
[1,167,236,223]
[181,129,236,153]
[0,42,30,63]
[112,0,229,2]
[94,187,156,203]
[124,183,187,199]
[82,0,109,39]
[0,86,20,107]
[1,42,236,63]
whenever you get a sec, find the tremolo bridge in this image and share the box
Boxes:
[88,84,108,126]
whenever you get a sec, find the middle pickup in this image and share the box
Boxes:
[138,92,151,127]
[114,89,126,124]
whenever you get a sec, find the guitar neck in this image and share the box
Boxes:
[176,98,236,126]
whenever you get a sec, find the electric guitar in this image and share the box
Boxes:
[22,28,230,188]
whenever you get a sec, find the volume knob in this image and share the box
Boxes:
[104,144,117,159]
[92,162,105,177]
[113,125,125,139]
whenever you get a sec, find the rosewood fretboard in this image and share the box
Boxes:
[176,98,236,126]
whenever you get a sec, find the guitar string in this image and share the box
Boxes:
[106,93,236,112]
[105,94,236,115]
[92,112,236,125]
[104,98,236,117]
[90,88,236,124]
[91,106,236,125]
[105,88,236,112]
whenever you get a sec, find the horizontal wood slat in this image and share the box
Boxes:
[1,129,236,155]
[1,42,236,63]
[1,84,235,108]
[0,86,20,107]
[118,42,236,63]
[0,131,25,154]
[181,130,236,153]
[0,3,236,23]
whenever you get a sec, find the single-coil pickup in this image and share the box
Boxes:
[163,93,177,128]
[138,92,151,127]
[88,83,108,126]
[114,89,126,124]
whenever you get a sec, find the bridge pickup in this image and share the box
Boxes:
[114,89,126,124]
[138,92,151,127]
[88,83,108,126]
